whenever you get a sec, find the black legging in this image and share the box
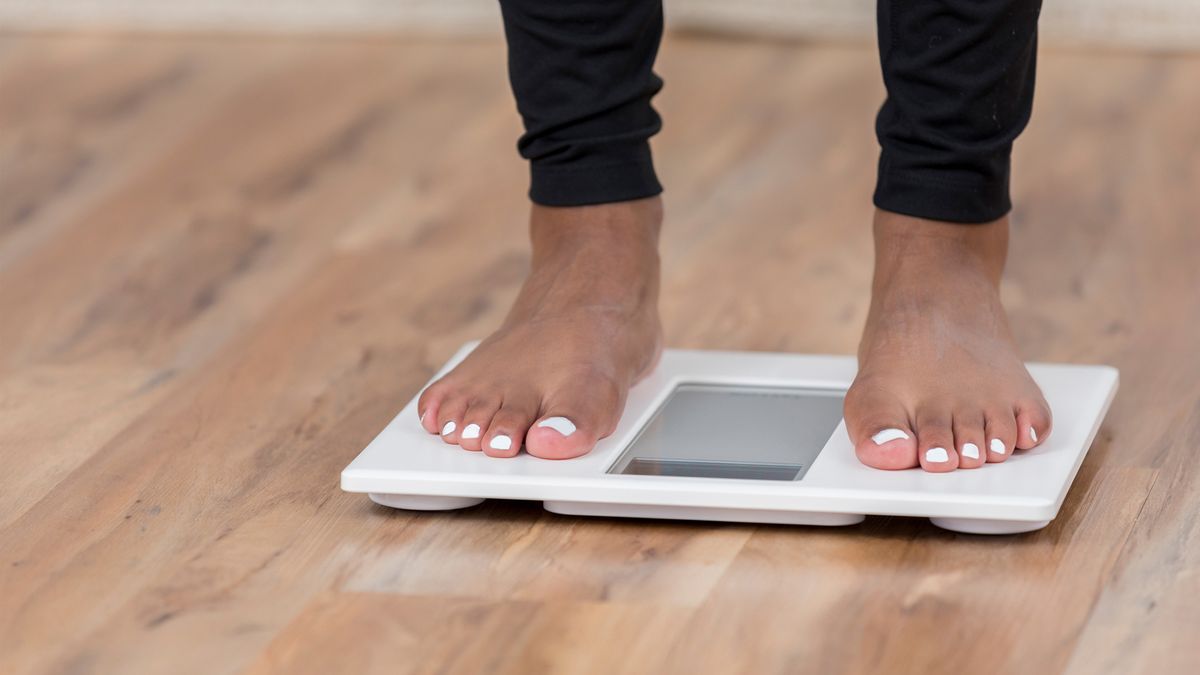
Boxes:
[499,0,1042,224]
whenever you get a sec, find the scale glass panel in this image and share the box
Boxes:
[342,343,1118,534]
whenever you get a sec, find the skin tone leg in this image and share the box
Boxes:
[417,196,663,459]
[845,208,1052,472]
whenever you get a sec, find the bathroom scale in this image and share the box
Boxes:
[342,343,1118,534]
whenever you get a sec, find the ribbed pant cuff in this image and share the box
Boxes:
[873,163,1012,224]
[529,158,662,207]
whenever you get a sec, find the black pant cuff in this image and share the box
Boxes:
[529,158,662,207]
[873,165,1012,224]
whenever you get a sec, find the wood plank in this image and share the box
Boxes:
[246,592,694,675]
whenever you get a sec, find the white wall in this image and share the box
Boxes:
[0,0,1197,50]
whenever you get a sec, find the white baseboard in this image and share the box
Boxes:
[673,0,1200,50]
[0,0,502,33]
[0,0,1196,50]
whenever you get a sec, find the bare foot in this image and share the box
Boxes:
[845,209,1052,472]
[417,197,663,459]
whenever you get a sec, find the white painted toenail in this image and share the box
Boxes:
[961,443,980,460]
[537,416,577,436]
[925,447,949,463]
[871,428,909,445]
[1030,427,1038,443]
[441,421,456,436]
[461,423,480,439]
[489,434,512,451]
[990,438,1006,455]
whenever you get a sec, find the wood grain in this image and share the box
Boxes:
[1,33,1198,675]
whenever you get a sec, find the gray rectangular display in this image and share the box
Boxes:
[608,383,845,481]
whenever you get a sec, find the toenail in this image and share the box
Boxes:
[925,447,949,463]
[489,434,513,451]
[961,443,980,460]
[537,416,577,436]
[871,428,909,445]
[461,423,480,439]
[441,421,456,436]
[1030,427,1038,443]
[990,438,1006,455]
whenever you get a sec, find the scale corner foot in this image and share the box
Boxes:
[929,516,1052,535]
[369,493,485,511]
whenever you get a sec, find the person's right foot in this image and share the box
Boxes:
[417,197,663,459]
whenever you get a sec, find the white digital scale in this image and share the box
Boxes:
[342,343,1118,534]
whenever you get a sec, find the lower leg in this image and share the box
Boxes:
[419,0,667,459]
[847,0,1049,472]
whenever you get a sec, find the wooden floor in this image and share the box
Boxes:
[1,32,1199,675]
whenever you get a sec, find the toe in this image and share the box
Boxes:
[983,408,1018,463]
[844,385,918,470]
[417,381,450,434]
[458,396,500,452]
[526,414,599,460]
[855,425,919,471]
[525,378,621,460]
[1015,399,1052,450]
[915,408,959,473]
[953,409,986,470]
[436,395,469,446]
[482,395,538,458]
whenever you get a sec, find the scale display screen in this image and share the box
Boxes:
[608,383,845,481]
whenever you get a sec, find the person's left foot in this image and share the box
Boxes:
[845,209,1052,473]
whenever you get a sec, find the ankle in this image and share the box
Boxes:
[513,197,662,321]
[530,197,662,257]
[872,208,1008,286]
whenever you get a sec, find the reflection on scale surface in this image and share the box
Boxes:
[608,383,845,481]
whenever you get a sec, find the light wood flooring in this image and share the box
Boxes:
[2,32,1199,674]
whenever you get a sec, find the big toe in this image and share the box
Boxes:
[845,384,918,470]
[524,415,597,459]
[525,378,622,460]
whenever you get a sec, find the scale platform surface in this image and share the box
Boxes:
[342,343,1118,534]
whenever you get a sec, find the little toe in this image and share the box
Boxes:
[458,398,500,452]
[417,383,449,434]
[419,405,441,434]
[1015,401,1052,450]
[953,411,986,470]
[844,386,918,470]
[915,410,959,473]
